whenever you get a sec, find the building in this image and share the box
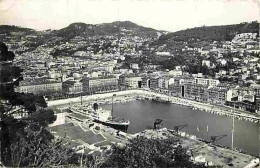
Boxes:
[232,33,257,42]
[158,77,169,90]
[49,112,66,127]
[141,75,161,90]
[82,76,118,94]
[246,41,259,49]
[225,86,257,113]
[184,84,208,102]
[16,80,62,95]
[156,51,170,56]
[62,80,83,96]
[218,70,227,76]
[207,87,227,105]
[168,84,183,97]
[217,88,228,104]
[202,60,210,67]
[195,78,220,87]
[130,63,139,70]
[119,75,142,89]
[174,76,195,85]
[169,70,183,77]
[141,76,151,89]
[226,101,258,113]
[150,77,159,90]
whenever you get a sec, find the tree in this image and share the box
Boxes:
[89,136,216,168]
[0,42,61,166]
[9,121,75,167]
[201,65,210,76]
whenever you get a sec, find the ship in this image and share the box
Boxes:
[91,96,130,132]
[69,104,130,132]
[92,110,130,132]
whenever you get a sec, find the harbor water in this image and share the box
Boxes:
[101,100,259,157]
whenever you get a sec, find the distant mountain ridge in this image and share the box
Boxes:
[0,25,35,35]
[0,21,258,42]
[157,21,259,43]
[54,21,164,39]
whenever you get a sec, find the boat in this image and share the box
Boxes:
[92,96,130,132]
[92,111,130,132]
[152,96,171,103]
[70,105,130,132]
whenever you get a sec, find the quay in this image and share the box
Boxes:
[56,102,259,168]
[48,89,260,123]
[135,129,259,168]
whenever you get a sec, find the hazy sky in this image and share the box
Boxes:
[0,0,259,32]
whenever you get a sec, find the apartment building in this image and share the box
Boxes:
[184,84,208,102]
[82,76,118,94]
[195,78,220,86]
[62,80,83,96]
[16,80,62,95]
[118,75,142,89]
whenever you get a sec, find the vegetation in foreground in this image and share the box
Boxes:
[0,42,78,167]
[85,136,220,168]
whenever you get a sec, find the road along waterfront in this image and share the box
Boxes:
[48,89,260,123]
[47,90,260,157]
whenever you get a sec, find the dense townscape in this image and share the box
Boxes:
[0,20,259,167]
[1,21,260,114]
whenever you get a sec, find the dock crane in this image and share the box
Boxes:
[210,135,227,144]
[154,119,163,130]
[174,124,188,134]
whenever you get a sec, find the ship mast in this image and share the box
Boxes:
[81,93,83,106]
[168,90,170,101]
[231,103,235,150]
[112,94,116,117]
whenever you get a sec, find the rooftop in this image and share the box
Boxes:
[19,78,62,86]
[50,123,105,145]
[80,131,105,144]
[83,75,117,80]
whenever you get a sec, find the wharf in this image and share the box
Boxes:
[55,104,259,168]
[48,89,260,123]
[135,129,259,168]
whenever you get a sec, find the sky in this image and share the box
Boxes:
[0,0,259,32]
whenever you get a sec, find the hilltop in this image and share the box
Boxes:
[156,21,259,44]
[0,25,35,35]
[0,21,166,44]
[1,21,258,43]
[53,21,165,40]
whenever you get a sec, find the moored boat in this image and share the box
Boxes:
[152,96,171,103]
[92,96,130,132]
[92,116,130,132]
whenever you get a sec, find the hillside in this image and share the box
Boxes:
[157,21,259,43]
[0,25,35,35]
[54,21,163,40]
[0,21,165,43]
